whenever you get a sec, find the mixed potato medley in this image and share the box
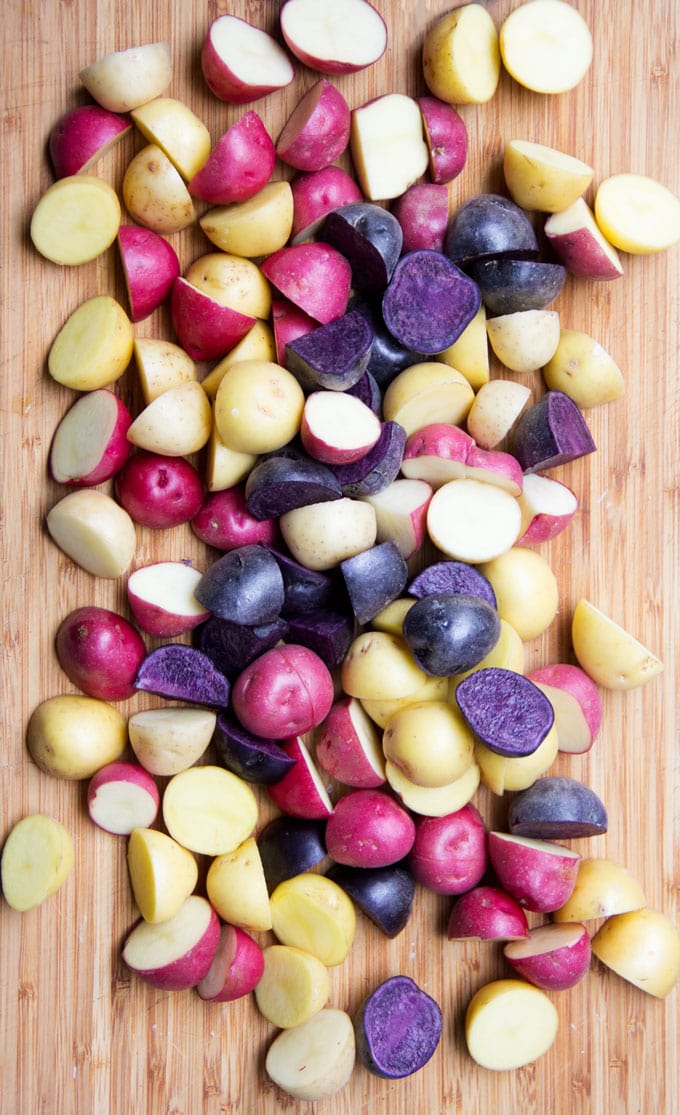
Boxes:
[4,0,680,1100]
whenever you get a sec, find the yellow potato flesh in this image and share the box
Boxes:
[131,97,211,181]
[48,295,133,391]
[30,175,121,265]
[594,173,680,254]
[206,837,272,932]
[27,694,127,780]
[503,140,593,213]
[571,598,664,690]
[265,1009,356,1102]
[499,0,593,95]
[383,700,475,788]
[553,858,646,923]
[385,758,480,817]
[1,814,74,911]
[475,724,559,795]
[162,766,258,856]
[465,979,559,1070]
[214,359,303,454]
[359,675,449,728]
[370,597,415,636]
[449,618,525,692]
[255,945,330,1029]
[270,874,356,967]
[46,489,137,578]
[466,380,531,451]
[478,547,559,641]
[204,417,257,492]
[542,329,625,408]
[127,380,212,456]
[200,181,294,258]
[591,908,680,999]
[423,5,500,105]
[127,827,198,924]
[436,304,489,389]
[382,363,474,436]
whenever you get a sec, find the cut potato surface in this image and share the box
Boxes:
[46,489,137,578]
[255,944,330,1028]
[465,979,559,1069]
[1,813,74,911]
[162,765,258,856]
[427,478,522,563]
[423,4,501,105]
[499,0,593,94]
[571,598,664,689]
[503,139,593,213]
[48,294,133,391]
[591,908,680,999]
[270,873,356,965]
[30,175,121,265]
[594,173,680,254]
[265,1008,356,1101]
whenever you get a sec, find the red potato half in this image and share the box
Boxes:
[487,831,581,913]
[55,605,146,701]
[197,924,265,1002]
[417,96,468,185]
[504,923,592,991]
[277,80,351,172]
[517,472,578,544]
[201,15,295,104]
[87,761,159,835]
[324,788,415,869]
[408,803,488,895]
[280,0,387,74]
[260,243,351,325]
[544,197,624,280]
[48,104,132,178]
[528,663,602,754]
[315,696,386,788]
[126,562,210,638]
[363,478,432,560]
[267,736,335,820]
[300,390,382,465]
[191,486,278,552]
[447,885,529,941]
[117,225,180,322]
[122,895,220,991]
[49,389,132,487]
[188,111,276,206]
[290,166,362,244]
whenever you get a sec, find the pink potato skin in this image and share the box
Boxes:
[48,104,132,178]
[504,924,592,991]
[266,736,334,819]
[126,576,211,639]
[527,664,602,749]
[544,226,624,281]
[465,443,524,495]
[487,832,581,913]
[300,394,381,465]
[187,111,276,204]
[315,696,386,788]
[403,423,475,466]
[260,244,352,324]
[124,906,221,991]
[447,885,530,941]
[324,789,416,868]
[408,804,488,895]
[232,644,334,738]
[55,606,146,701]
[277,79,351,172]
[170,277,256,362]
[201,18,294,104]
[417,96,468,185]
[290,166,362,242]
[391,183,449,253]
[117,225,180,322]
[191,486,279,551]
[87,760,159,827]
[115,451,204,529]
[49,390,133,487]
[271,297,318,363]
[197,924,265,1001]
[518,498,577,544]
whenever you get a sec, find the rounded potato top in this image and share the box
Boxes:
[27,694,127,780]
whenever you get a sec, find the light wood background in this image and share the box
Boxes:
[1,2,678,1113]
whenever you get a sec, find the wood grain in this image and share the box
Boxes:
[1,2,678,1113]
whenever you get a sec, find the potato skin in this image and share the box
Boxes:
[27,694,127,780]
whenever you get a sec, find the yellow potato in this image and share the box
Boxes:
[350,93,429,202]
[499,0,593,95]
[255,945,330,1029]
[128,707,216,776]
[465,380,531,451]
[131,97,211,181]
[478,547,559,641]
[485,310,561,374]
[280,498,376,572]
[162,765,258,857]
[571,598,664,690]
[553,858,646,923]
[503,140,593,213]
[270,874,356,967]
[127,380,212,455]
[27,694,127,780]
[48,295,133,391]
[341,631,432,701]
[206,837,272,932]
[122,144,196,233]
[385,758,480,817]
[133,338,197,403]
[214,359,304,455]
[127,827,198,924]
[591,908,680,999]
[79,42,172,113]
[465,979,559,1070]
[204,413,257,492]
[200,182,294,258]
[423,5,501,105]
[30,175,121,265]
[542,329,625,407]
[382,700,475,788]
[436,304,489,389]
[201,321,276,399]
[475,724,559,795]
[1,814,74,911]
[185,253,271,319]
[594,173,680,254]
[360,675,449,728]
[382,362,474,436]
[265,1009,356,1102]
[370,597,415,636]
[449,618,525,693]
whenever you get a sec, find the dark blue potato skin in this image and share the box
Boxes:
[455,667,555,756]
[512,390,597,473]
[347,369,382,413]
[408,560,496,609]
[330,420,407,497]
[321,201,404,293]
[508,776,609,839]
[444,193,539,265]
[258,816,328,891]
[354,975,443,1078]
[194,544,285,625]
[466,257,567,315]
[245,455,343,520]
[341,541,408,625]
[326,862,415,938]
[195,614,289,679]
[285,308,373,391]
[212,711,296,785]
[264,546,343,616]
[349,293,425,392]
[402,593,501,676]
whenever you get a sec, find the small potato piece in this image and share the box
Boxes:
[27,694,127,780]
[591,908,680,999]
[383,701,475,788]
[503,140,593,214]
[46,489,136,579]
[255,945,330,1028]
[360,675,449,728]
[499,0,593,94]
[475,725,559,796]
[553,857,646,923]
[594,173,680,255]
[437,303,489,389]
[423,5,500,105]
[270,874,356,966]
[162,766,258,856]
[214,360,304,455]
[542,329,625,407]
[1,814,74,911]
[386,758,480,817]
[265,1008,355,1101]
[465,979,559,1070]
[206,837,272,932]
[466,380,531,451]
[427,478,522,564]
[382,362,474,436]
[350,93,429,202]
[128,708,216,776]
[280,497,376,572]
[127,827,199,924]
[571,598,664,690]
[131,97,211,181]
[80,42,172,113]
[341,631,432,701]
[485,310,560,374]
[201,321,276,398]
[123,144,196,234]
[134,338,197,403]
[200,181,294,258]
[48,295,133,392]
[479,548,559,642]
[30,175,121,266]
[450,618,525,690]
[127,380,212,456]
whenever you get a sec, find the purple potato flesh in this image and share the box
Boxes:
[283,608,355,668]
[326,862,415,938]
[354,975,442,1078]
[408,560,496,608]
[245,455,343,520]
[466,257,567,315]
[213,711,295,784]
[194,544,284,625]
[508,776,608,838]
[285,308,373,391]
[511,390,596,473]
[195,615,289,679]
[403,594,501,677]
[321,202,403,293]
[257,815,328,891]
[330,420,406,497]
[382,249,481,353]
[134,644,230,707]
[340,541,409,625]
[444,193,539,265]
[455,667,554,756]
[350,293,425,391]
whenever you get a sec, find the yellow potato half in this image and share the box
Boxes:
[1,814,74,911]
[48,295,133,391]
[465,979,559,1069]
[200,182,294,258]
[503,139,593,213]
[591,908,680,999]
[571,598,664,690]
[423,5,501,105]
[594,173,680,255]
[543,329,625,408]
[30,175,121,265]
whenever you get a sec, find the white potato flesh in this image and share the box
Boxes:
[127,380,212,455]
[1,814,74,911]
[427,478,522,563]
[79,42,172,113]
[265,1008,356,1101]
[162,766,258,856]
[594,173,680,254]
[131,97,211,181]
[128,708,216,776]
[485,310,560,374]
[499,0,593,94]
[571,598,664,690]
[465,979,559,1070]
[49,389,128,483]
[30,175,121,266]
[127,562,207,621]
[466,379,531,449]
[207,15,295,89]
[281,0,387,71]
[350,94,429,201]
[591,908,680,999]
[46,489,136,578]
[122,894,214,972]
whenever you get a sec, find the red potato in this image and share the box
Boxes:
[277,80,351,172]
[528,663,602,754]
[115,451,204,529]
[48,104,131,178]
[487,831,581,913]
[117,225,180,322]
[122,895,220,991]
[55,605,146,702]
[447,885,529,941]
[363,478,432,560]
[126,562,210,638]
[290,166,362,244]
[87,761,159,835]
[391,183,449,253]
[49,389,132,487]
[400,421,522,496]
[170,277,257,363]
[408,804,488,895]
[232,644,334,739]
[300,391,382,465]
[517,472,578,544]
[191,486,278,551]
[417,96,468,184]
[280,0,387,74]
[267,736,335,819]
[544,197,624,281]
[260,243,352,324]
[271,297,318,363]
[324,789,416,868]
[197,923,265,1002]
[187,111,276,205]
[504,922,592,991]
[201,15,295,104]
[315,695,386,788]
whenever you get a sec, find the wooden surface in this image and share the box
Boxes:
[1,2,678,1113]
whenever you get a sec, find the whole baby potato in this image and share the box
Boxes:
[382,700,476,788]
[215,360,305,454]
[27,694,127,780]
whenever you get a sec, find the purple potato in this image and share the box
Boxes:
[135,644,230,707]
[263,546,343,616]
[455,667,555,756]
[408,560,496,608]
[245,455,343,520]
[508,776,608,838]
[340,541,408,625]
[321,201,403,293]
[195,614,289,679]
[284,608,354,668]
[257,815,328,891]
[194,544,284,625]
[466,256,567,315]
[382,249,481,353]
[326,862,415,937]
[511,390,596,473]
[444,193,539,265]
[354,975,442,1078]
[213,711,295,784]
[402,594,501,677]
[285,308,373,391]
[350,293,426,391]
[346,370,382,414]
[330,420,406,497]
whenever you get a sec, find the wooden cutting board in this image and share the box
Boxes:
[1,2,678,1112]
